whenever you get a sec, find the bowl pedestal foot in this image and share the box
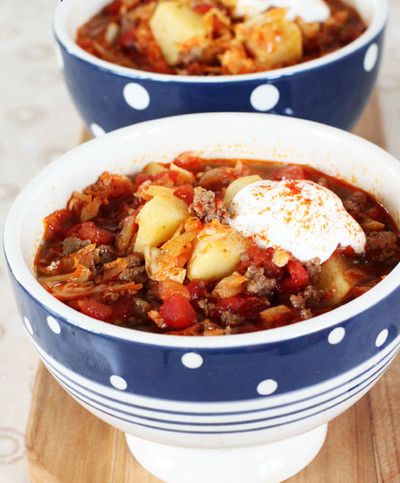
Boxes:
[125,424,327,483]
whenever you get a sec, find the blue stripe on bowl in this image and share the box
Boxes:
[47,362,389,435]
[36,338,400,419]
[40,345,397,433]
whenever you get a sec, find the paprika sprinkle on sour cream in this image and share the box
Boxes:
[230,179,366,263]
[35,155,400,336]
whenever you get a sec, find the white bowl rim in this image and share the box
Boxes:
[53,0,388,84]
[5,112,400,349]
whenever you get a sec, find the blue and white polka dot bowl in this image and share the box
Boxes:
[5,113,400,483]
[53,0,387,136]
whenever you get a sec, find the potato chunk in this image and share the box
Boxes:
[134,195,188,253]
[187,221,247,280]
[317,253,367,306]
[236,8,302,70]
[142,162,168,177]
[149,0,207,65]
[224,175,262,207]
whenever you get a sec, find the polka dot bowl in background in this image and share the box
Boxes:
[4,112,400,482]
[54,0,387,136]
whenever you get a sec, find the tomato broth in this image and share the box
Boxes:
[35,155,400,336]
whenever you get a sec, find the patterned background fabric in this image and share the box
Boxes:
[0,0,399,481]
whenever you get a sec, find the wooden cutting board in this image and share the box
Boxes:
[25,94,400,482]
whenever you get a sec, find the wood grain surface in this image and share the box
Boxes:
[25,94,400,483]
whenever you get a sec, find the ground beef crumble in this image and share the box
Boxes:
[126,253,144,267]
[144,281,160,303]
[61,237,91,256]
[189,187,230,224]
[304,258,321,283]
[97,245,117,264]
[131,297,153,320]
[365,231,400,264]
[244,266,276,296]
[197,299,244,328]
[344,192,370,219]
[289,285,324,310]
[119,266,147,283]
[220,311,244,327]
[197,299,216,318]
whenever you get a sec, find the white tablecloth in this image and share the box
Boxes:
[0,1,399,481]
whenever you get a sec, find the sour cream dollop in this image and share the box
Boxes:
[230,179,366,263]
[234,0,331,23]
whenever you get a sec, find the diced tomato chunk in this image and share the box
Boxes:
[271,165,307,181]
[78,222,113,243]
[64,223,84,237]
[212,14,227,37]
[173,184,194,205]
[64,221,113,244]
[158,280,190,301]
[173,152,204,171]
[102,0,122,15]
[217,295,269,318]
[364,206,382,220]
[236,244,284,279]
[160,294,197,329]
[154,170,180,184]
[340,246,357,258]
[111,296,133,322]
[119,27,138,49]
[192,3,214,14]
[77,299,113,321]
[280,260,309,292]
[43,209,74,240]
[134,173,154,190]
[186,279,208,302]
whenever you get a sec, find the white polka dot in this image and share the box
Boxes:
[257,379,278,396]
[328,327,345,345]
[110,375,128,390]
[90,123,106,138]
[47,316,61,334]
[123,83,150,110]
[376,329,388,348]
[364,43,378,72]
[24,317,33,335]
[181,352,203,369]
[55,44,64,69]
[250,84,280,112]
